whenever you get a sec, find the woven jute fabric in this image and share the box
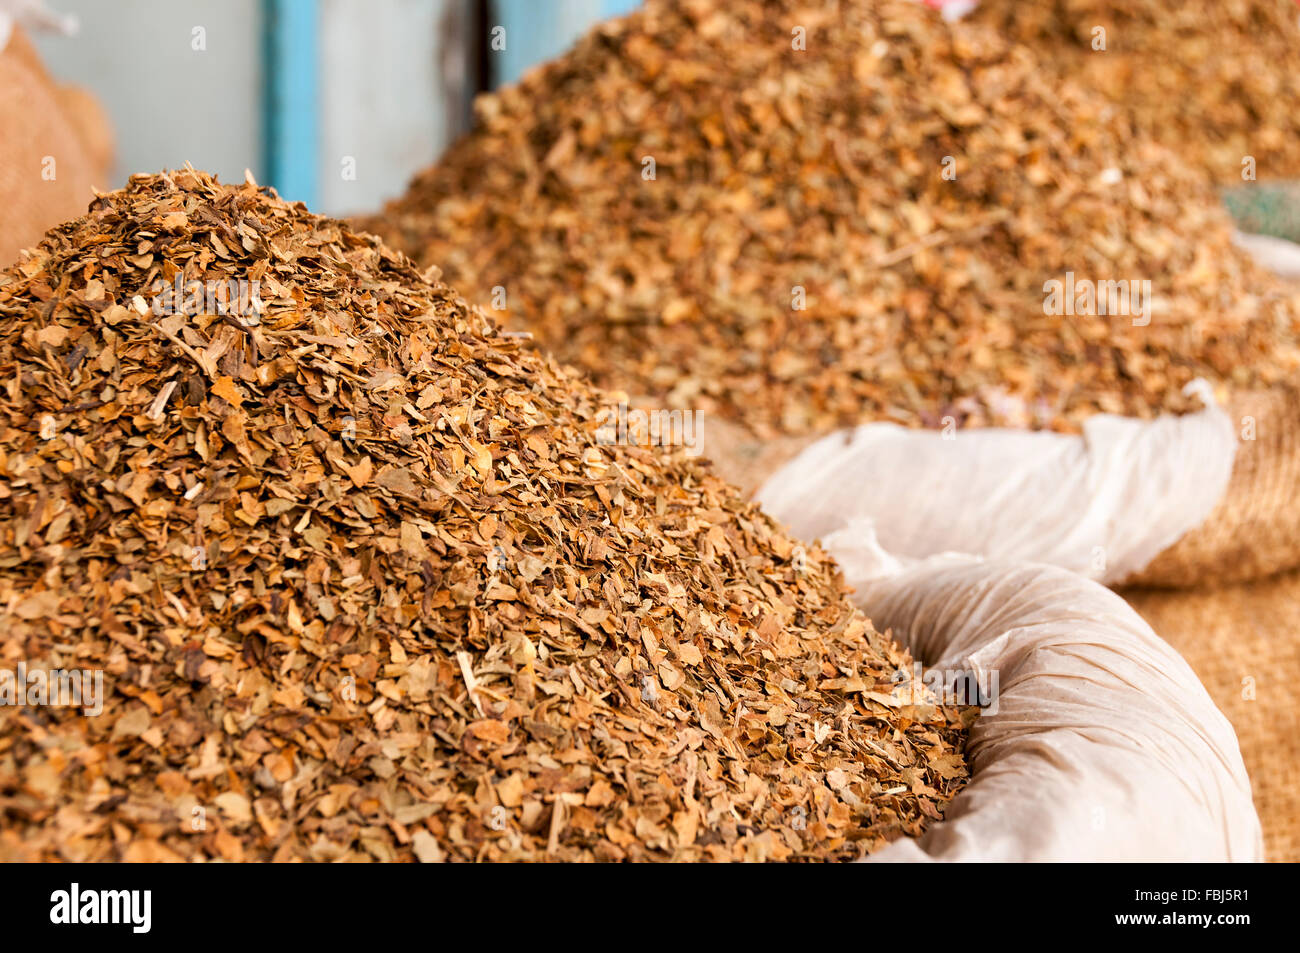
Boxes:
[1125,574,1300,862]
[0,27,106,266]
[1129,385,1300,587]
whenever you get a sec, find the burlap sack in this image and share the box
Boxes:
[1129,385,1300,586]
[0,26,111,266]
[1125,572,1300,862]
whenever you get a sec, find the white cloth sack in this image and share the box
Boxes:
[1234,230,1300,279]
[825,546,1263,862]
[0,1,76,52]
[756,380,1236,585]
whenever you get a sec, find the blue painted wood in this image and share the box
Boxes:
[492,0,641,88]
[492,0,561,87]
[263,0,319,208]
[600,0,640,17]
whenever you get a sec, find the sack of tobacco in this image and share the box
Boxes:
[362,0,1300,588]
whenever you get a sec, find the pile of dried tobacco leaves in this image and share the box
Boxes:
[973,0,1300,183]
[370,0,1300,439]
[0,170,969,862]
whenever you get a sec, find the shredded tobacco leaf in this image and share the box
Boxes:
[369,0,1300,440]
[0,170,969,862]
[973,0,1300,184]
